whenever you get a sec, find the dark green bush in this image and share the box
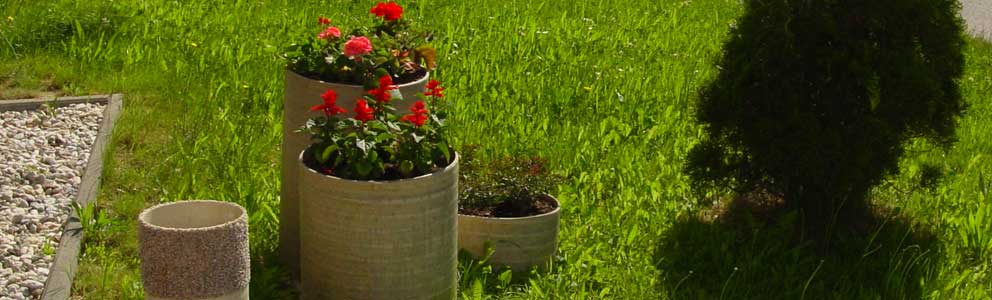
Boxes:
[685,0,966,231]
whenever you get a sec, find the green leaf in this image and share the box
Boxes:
[368,121,389,132]
[400,160,414,176]
[374,68,389,78]
[471,279,483,300]
[376,132,395,143]
[356,139,368,153]
[436,140,451,163]
[497,269,513,286]
[319,144,339,164]
[386,121,401,131]
[368,149,378,162]
[355,161,372,177]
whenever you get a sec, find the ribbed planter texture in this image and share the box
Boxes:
[458,195,561,272]
[297,149,458,300]
[281,70,429,277]
[137,200,249,300]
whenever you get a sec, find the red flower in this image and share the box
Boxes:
[317,26,341,40]
[343,36,373,57]
[367,75,398,102]
[400,101,429,127]
[410,100,428,114]
[354,99,375,122]
[424,79,444,98]
[318,16,331,25]
[369,2,403,21]
[310,89,347,117]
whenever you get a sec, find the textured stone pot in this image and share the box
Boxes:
[281,70,429,278]
[458,195,561,272]
[297,149,458,300]
[137,200,249,300]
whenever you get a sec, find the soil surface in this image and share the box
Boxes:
[297,68,428,86]
[459,195,558,218]
[301,148,447,181]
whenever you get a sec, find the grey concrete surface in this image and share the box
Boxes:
[962,0,992,40]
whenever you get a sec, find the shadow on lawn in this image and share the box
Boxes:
[653,196,943,300]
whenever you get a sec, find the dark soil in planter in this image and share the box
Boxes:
[392,68,429,85]
[295,68,428,86]
[459,194,557,218]
[302,147,450,181]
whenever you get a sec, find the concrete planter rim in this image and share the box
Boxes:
[138,200,247,232]
[299,146,459,185]
[285,68,430,89]
[459,194,561,221]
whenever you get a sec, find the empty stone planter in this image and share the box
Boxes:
[297,149,458,300]
[458,195,560,272]
[138,200,249,300]
[281,69,429,278]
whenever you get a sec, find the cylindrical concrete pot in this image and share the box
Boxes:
[137,200,249,300]
[281,70,429,278]
[297,149,458,300]
[458,195,560,272]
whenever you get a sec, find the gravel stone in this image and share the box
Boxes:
[0,103,104,300]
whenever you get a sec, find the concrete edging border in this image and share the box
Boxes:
[1,94,124,300]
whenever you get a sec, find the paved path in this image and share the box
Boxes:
[962,0,992,40]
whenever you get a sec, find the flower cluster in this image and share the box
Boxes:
[302,76,450,180]
[369,2,403,21]
[284,1,436,87]
[310,89,346,117]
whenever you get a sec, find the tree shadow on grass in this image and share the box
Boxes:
[653,195,943,300]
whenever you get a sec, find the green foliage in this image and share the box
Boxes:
[301,78,450,180]
[459,145,564,215]
[686,0,968,228]
[458,248,521,299]
[282,2,434,86]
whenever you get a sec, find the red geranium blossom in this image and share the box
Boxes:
[424,79,444,98]
[317,26,341,40]
[310,89,347,117]
[367,75,398,102]
[343,36,373,57]
[370,2,403,21]
[400,101,429,127]
[318,16,331,25]
[354,99,375,122]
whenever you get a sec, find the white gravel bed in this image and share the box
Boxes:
[0,103,104,300]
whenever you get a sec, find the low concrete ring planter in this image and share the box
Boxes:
[458,195,561,272]
[0,94,124,300]
[297,148,458,300]
[137,200,250,300]
[281,70,429,278]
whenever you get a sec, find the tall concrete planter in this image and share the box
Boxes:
[281,70,429,277]
[297,149,458,300]
[137,200,249,300]
[458,195,560,272]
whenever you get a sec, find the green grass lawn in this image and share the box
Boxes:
[2,0,991,298]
